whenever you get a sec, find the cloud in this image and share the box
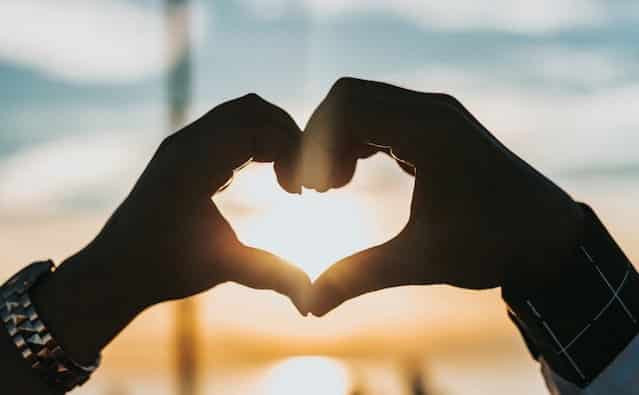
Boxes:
[0,0,201,83]
[510,46,634,88]
[0,129,156,218]
[384,58,639,173]
[241,0,609,34]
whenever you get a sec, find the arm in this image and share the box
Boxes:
[294,77,639,392]
[505,203,639,392]
[0,93,311,394]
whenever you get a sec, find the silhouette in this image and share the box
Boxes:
[0,78,637,395]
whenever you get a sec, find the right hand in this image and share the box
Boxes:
[287,78,585,316]
[90,93,310,309]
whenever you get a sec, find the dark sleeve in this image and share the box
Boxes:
[503,203,639,387]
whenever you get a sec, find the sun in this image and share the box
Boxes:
[261,356,350,395]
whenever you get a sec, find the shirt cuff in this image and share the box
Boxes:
[541,333,639,395]
[503,203,639,387]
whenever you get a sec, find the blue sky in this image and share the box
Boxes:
[1,0,638,220]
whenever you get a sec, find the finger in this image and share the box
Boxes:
[376,145,416,176]
[251,100,302,164]
[224,245,312,315]
[237,95,303,194]
[330,153,358,189]
[274,147,302,194]
[301,78,425,191]
[397,160,416,176]
[176,93,303,195]
[354,143,381,160]
[330,142,388,188]
[310,235,427,316]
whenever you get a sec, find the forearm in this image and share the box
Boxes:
[34,246,146,362]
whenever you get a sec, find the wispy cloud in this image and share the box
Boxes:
[509,46,635,89]
[0,0,201,83]
[385,56,639,172]
[0,129,156,218]
[242,0,609,34]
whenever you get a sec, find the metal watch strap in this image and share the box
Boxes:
[0,260,101,392]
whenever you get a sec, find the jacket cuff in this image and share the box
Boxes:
[503,203,639,387]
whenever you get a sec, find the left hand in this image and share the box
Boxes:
[280,78,583,316]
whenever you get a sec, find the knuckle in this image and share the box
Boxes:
[324,77,362,115]
[432,92,456,101]
[220,93,266,112]
[329,76,360,97]
[241,92,265,106]
[159,132,180,151]
[430,92,462,109]
[423,92,465,126]
[209,93,267,121]
[160,134,174,148]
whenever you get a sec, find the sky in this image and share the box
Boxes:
[1,0,638,220]
[1,1,639,392]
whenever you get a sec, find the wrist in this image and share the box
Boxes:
[31,245,146,365]
[506,199,587,290]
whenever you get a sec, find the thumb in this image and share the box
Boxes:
[224,245,312,315]
[309,234,428,316]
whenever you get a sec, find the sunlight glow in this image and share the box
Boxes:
[262,357,350,395]
[237,189,375,280]
[215,164,380,280]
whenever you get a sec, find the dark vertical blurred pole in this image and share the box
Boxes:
[166,1,198,395]
[400,358,430,395]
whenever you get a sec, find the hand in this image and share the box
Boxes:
[33,94,311,363]
[91,93,310,308]
[289,78,585,316]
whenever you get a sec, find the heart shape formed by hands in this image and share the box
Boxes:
[216,156,411,282]
[271,78,584,317]
[42,81,586,383]
[93,80,583,322]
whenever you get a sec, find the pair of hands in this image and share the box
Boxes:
[85,77,584,318]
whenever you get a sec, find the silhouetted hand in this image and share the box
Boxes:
[17,94,313,376]
[89,93,310,310]
[26,94,311,371]
[293,78,585,316]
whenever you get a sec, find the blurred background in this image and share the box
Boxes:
[1,0,638,394]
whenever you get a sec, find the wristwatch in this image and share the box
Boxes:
[0,260,101,392]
